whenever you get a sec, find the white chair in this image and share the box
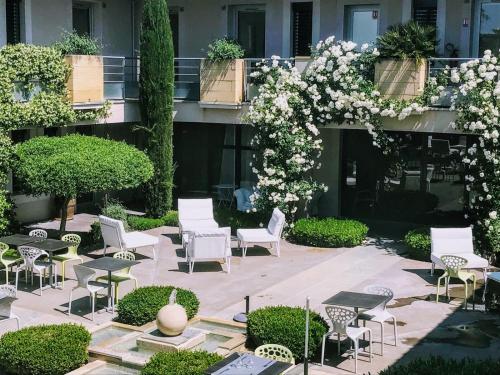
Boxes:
[185,227,231,274]
[28,229,47,239]
[237,208,285,257]
[430,227,489,300]
[358,285,397,355]
[69,265,109,321]
[99,215,159,260]
[0,285,20,330]
[178,198,219,236]
[321,306,372,374]
[15,246,56,296]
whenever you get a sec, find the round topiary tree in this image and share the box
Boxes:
[247,305,329,362]
[15,134,154,232]
[141,351,223,375]
[0,323,91,375]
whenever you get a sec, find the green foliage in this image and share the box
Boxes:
[141,351,223,375]
[376,21,437,63]
[0,135,16,236]
[214,208,268,234]
[0,192,17,237]
[15,135,153,231]
[247,306,329,362]
[380,357,500,375]
[0,44,107,131]
[206,38,245,61]
[116,286,199,326]
[53,31,102,55]
[140,0,175,217]
[0,324,91,375]
[89,221,103,243]
[290,218,368,247]
[404,228,431,261]
[127,211,178,230]
[102,200,129,230]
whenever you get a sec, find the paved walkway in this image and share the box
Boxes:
[4,224,500,374]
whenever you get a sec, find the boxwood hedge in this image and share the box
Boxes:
[289,218,368,247]
[247,306,329,362]
[141,351,223,375]
[116,286,199,326]
[0,324,91,375]
[128,211,178,231]
[380,356,500,375]
[404,228,431,261]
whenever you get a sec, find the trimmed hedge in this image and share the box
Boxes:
[127,211,178,231]
[289,218,368,247]
[404,228,431,261]
[380,357,500,375]
[0,324,91,375]
[141,351,223,375]
[116,286,199,326]
[247,306,329,362]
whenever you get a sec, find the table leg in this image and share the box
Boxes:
[107,270,112,312]
[49,253,53,288]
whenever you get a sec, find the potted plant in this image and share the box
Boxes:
[200,38,245,104]
[374,21,437,100]
[55,31,104,104]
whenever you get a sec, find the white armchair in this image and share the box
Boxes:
[178,198,219,235]
[185,227,231,274]
[99,215,159,260]
[236,208,286,257]
[430,227,489,293]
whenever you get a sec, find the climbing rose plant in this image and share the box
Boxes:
[247,37,444,221]
[448,49,500,255]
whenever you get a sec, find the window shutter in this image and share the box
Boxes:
[6,0,21,44]
[413,0,437,27]
[292,2,313,57]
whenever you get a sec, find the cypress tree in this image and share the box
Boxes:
[139,0,175,217]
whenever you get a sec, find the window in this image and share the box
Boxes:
[291,2,313,56]
[169,10,179,57]
[230,5,266,58]
[6,0,21,44]
[412,0,437,27]
[345,5,380,47]
[73,2,92,36]
[474,1,500,56]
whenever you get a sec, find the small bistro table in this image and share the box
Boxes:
[205,352,293,375]
[322,291,390,314]
[0,234,42,248]
[33,239,76,288]
[80,257,140,312]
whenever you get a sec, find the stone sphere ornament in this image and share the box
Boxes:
[156,289,188,336]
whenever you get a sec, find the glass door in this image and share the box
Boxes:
[473,1,500,56]
[231,5,266,58]
[344,5,380,47]
[72,1,93,37]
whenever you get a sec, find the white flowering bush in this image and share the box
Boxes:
[247,37,443,221]
[448,49,500,254]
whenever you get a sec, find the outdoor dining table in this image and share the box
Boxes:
[80,257,140,312]
[33,238,77,288]
[0,234,43,248]
[323,291,389,314]
[205,352,293,375]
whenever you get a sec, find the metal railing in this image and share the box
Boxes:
[243,58,295,101]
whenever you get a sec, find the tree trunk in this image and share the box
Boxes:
[59,196,71,234]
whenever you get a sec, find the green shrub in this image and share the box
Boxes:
[247,306,329,362]
[404,227,431,261]
[376,20,436,63]
[206,38,245,61]
[89,221,102,243]
[141,350,223,375]
[214,208,268,234]
[127,211,178,231]
[380,356,500,375]
[54,30,102,55]
[102,200,129,230]
[0,323,90,375]
[289,218,368,247]
[116,286,199,326]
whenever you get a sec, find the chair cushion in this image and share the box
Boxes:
[431,227,473,255]
[180,219,219,232]
[178,199,214,221]
[123,232,159,249]
[431,252,489,270]
[267,208,286,237]
[237,228,277,243]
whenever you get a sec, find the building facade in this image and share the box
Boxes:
[1,0,499,225]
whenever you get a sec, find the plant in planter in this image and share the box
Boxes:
[55,31,104,103]
[200,38,245,104]
[375,21,437,99]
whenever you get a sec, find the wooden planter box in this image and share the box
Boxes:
[65,55,104,103]
[200,59,244,104]
[56,198,76,221]
[374,59,427,100]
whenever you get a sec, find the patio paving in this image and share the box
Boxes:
[4,217,500,374]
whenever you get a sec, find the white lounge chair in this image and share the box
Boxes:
[99,215,159,260]
[236,208,285,257]
[430,227,489,300]
[185,227,231,274]
[178,198,219,235]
